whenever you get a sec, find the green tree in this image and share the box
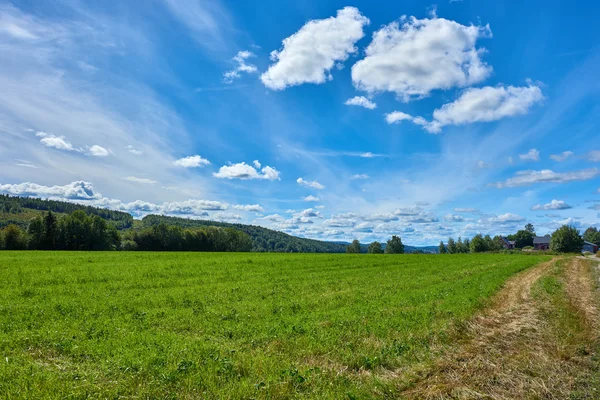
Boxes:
[463,238,471,253]
[42,211,57,250]
[524,223,535,234]
[550,225,583,253]
[385,235,404,254]
[1,224,27,250]
[438,241,447,254]
[447,237,457,254]
[346,239,361,254]
[27,216,44,250]
[470,234,486,253]
[492,235,506,251]
[367,241,383,254]
[583,227,600,246]
[511,229,535,248]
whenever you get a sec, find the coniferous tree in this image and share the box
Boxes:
[438,241,447,254]
[447,237,457,254]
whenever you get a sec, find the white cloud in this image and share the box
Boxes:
[587,150,600,162]
[531,199,572,211]
[297,177,325,190]
[476,160,491,169]
[519,148,540,162]
[350,173,369,180]
[37,132,76,151]
[424,85,544,133]
[550,151,573,162]
[260,7,369,90]
[173,155,211,168]
[351,16,492,101]
[303,195,320,202]
[223,50,257,83]
[443,214,465,222]
[481,213,525,224]
[0,180,100,200]
[344,96,376,109]
[252,160,261,168]
[87,145,109,157]
[385,111,415,124]
[233,204,264,212]
[492,169,600,188]
[214,162,280,180]
[124,176,157,185]
[453,207,478,213]
[297,208,322,218]
[126,145,143,155]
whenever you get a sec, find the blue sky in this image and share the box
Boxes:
[1,0,599,245]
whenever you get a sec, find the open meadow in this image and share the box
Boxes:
[0,252,551,398]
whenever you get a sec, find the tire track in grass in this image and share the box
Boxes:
[402,258,600,399]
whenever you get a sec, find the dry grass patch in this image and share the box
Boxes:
[403,258,600,400]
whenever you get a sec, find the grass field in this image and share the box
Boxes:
[0,252,550,399]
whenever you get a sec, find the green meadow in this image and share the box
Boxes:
[0,252,549,399]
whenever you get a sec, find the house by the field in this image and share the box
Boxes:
[500,237,516,249]
[533,236,551,251]
[583,241,598,253]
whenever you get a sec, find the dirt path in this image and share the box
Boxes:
[403,258,599,399]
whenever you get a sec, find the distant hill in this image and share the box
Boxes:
[0,195,133,230]
[140,215,347,253]
[333,241,439,254]
[1,195,435,253]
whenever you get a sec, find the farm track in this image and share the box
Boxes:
[403,258,600,400]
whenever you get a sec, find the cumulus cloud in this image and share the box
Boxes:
[443,214,465,222]
[550,151,573,162]
[386,111,415,124]
[124,176,158,185]
[87,145,109,157]
[492,169,599,188]
[173,155,211,168]
[297,177,325,190]
[303,195,320,202]
[480,213,525,224]
[344,96,376,109]
[519,148,540,162]
[350,173,369,180]
[214,162,280,180]
[223,50,257,83]
[453,207,479,213]
[36,131,76,151]
[351,16,492,101]
[261,7,369,90]
[233,204,264,212]
[36,131,110,157]
[531,199,572,211]
[297,208,322,218]
[424,85,544,133]
[0,180,100,200]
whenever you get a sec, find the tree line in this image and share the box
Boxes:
[0,210,252,252]
[346,235,405,254]
[438,223,591,254]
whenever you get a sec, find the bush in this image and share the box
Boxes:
[596,251,600,258]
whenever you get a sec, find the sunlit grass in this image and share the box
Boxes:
[0,252,549,398]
